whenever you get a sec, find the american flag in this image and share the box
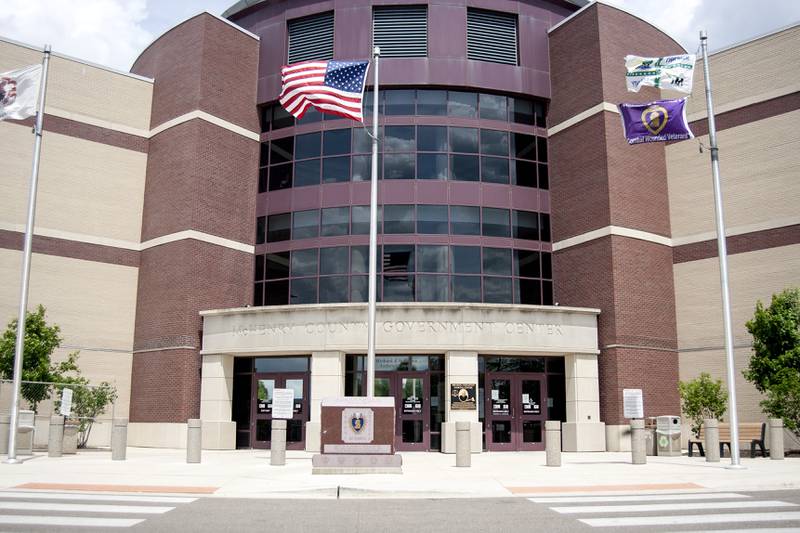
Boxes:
[279,60,370,122]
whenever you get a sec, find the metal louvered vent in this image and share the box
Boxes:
[287,11,334,64]
[373,6,428,58]
[467,8,518,66]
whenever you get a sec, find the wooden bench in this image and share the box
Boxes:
[688,422,766,458]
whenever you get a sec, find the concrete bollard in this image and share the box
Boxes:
[111,418,128,461]
[545,421,562,467]
[704,419,720,462]
[187,419,202,464]
[456,421,471,467]
[270,419,287,466]
[0,414,10,455]
[630,419,646,465]
[48,415,65,458]
[769,418,784,460]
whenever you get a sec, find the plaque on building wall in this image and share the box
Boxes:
[450,383,477,410]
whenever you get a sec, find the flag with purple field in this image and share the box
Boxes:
[617,97,694,145]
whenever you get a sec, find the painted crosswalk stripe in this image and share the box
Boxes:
[0,501,174,514]
[0,491,196,504]
[529,492,749,504]
[0,515,144,527]
[553,500,796,514]
[580,511,800,527]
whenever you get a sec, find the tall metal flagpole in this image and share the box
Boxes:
[700,31,742,468]
[5,45,51,464]
[366,47,380,398]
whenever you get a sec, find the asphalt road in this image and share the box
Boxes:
[0,489,799,532]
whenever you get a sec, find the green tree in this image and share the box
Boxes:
[56,379,118,448]
[745,287,800,436]
[0,305,78,409]
[678,372,728,438]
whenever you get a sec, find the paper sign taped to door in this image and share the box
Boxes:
[491,389,499,400]
[272,388,295,419]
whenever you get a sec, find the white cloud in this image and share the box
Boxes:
[0,0,153,72]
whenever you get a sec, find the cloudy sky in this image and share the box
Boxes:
[1,0,799,72]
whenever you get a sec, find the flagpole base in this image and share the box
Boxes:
[725,464,746,470]
[3,458,22,464]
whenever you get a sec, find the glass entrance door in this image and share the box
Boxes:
[375,372,430,451]
[251,373,309,450]
[484,372,546,451]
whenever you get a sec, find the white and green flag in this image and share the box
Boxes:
[625,54,696,94]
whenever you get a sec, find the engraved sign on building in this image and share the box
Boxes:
[341,407,374,443]
[450,383,477,410]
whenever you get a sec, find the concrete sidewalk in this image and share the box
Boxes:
[0,448,798,499]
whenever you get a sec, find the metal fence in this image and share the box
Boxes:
[0,379,118,450]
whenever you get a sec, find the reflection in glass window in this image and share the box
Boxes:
[513,210,539,240]
[484,276,512,303]
[321,207,349,236]
[515,278,541,305]
[479,93,508,121]
[384,205,415,234]
[295,132,321,159]
[450,127,479,153]
[385,89,415,115]
[265,279,289,305]
[322,156,350,183]
[323,129,351,155]
[513,133,537,160]
[514,249,540,277]
[451,246,481,274]
[384,153,414,179]
[451,206,480,235]
[384,275,415,301]
[268,163,292,191]
[352,154,382,181]
[385,126,415,152]
[290,278,317,304]
[417,154,447,180]
[482,207,510,237]
[319,276,349,303]
[417,90,447,115]
[450,155,479,181]
[265,252,290,279]
[383,244,415,273]
[417,245,448,273]
[351,275,368,302]
[417,275,449,301]
[351,245,369,273]
[512,160,537,188]
[448,91,477,117]
[511,98,534,125]
[272,105,294,129]
[270,136,293,163]
[417,204,448,234]
[481,157,509,184]
[351,206,371,235]
[267,213,291,242]
[417,126,448,151]
[453,275,481,302]
[480,129,509,156]
[291,248,318,277]
[483,247,512,275]
[294,159,320,187]
[292,209,319,239]
[320,246,349,275]
[296,106,322,125]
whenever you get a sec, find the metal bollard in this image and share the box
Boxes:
[0,414,10,454]
[48,415,65,458]
[270,419,287,466]
[769,418,784,460]
[111,418,128,461]
[704,419,720,462]
[187,419,202,464]
[456,421,471,467]
[545,421,562,467]
[630,419,646,465]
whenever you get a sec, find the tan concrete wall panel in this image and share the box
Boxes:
[667,111,800,239]
[1,123,146,244]
[686,26,800,117]
[674,243,800,349]
[0,39,153,132]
